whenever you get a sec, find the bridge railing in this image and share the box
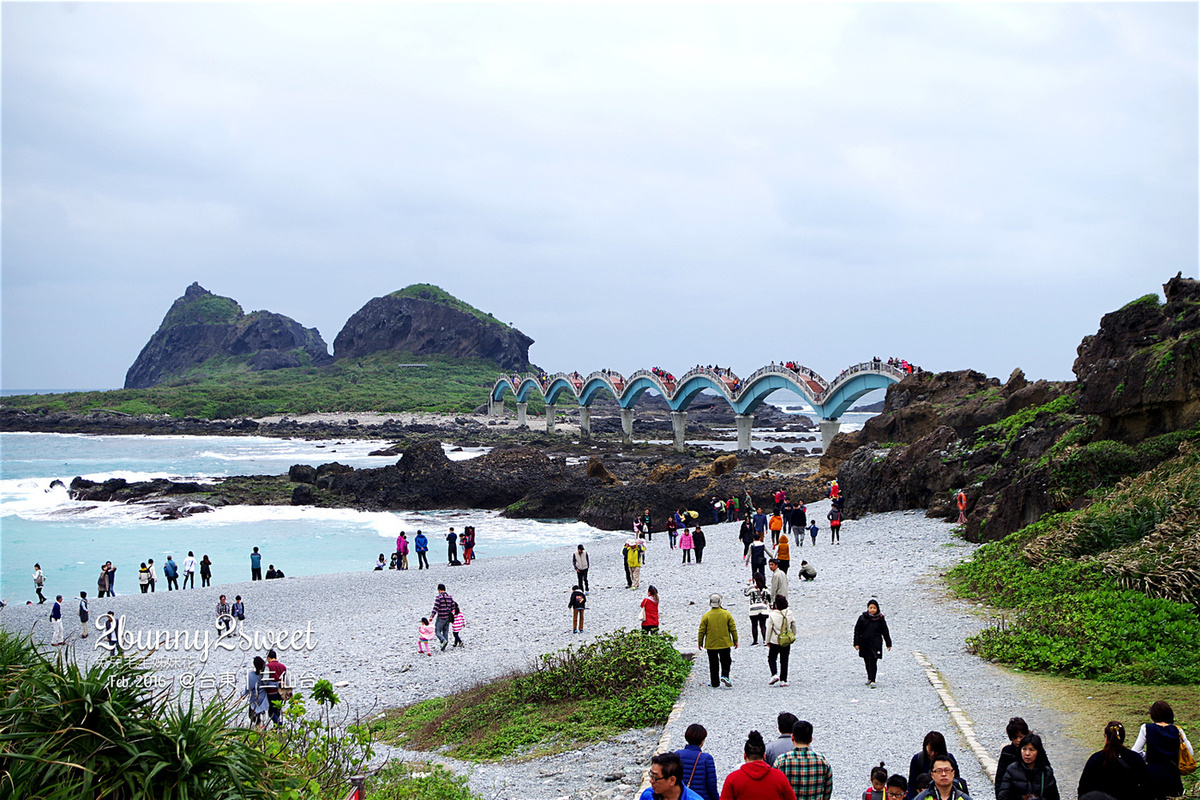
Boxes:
[742,363,827,391]
[583,370,625,393]
[626,369,674,394]
[677,366,741,396]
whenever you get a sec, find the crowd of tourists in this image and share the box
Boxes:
[644,708,1194,800]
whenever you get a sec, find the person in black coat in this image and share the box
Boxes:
[993,717,1031,799]
[998,733,1059,800]
[1077,721,1148,800]
[908,731,962,800]
[853,598,892,687]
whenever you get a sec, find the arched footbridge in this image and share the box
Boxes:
[489,361,909,453]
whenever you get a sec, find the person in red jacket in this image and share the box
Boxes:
[720,730,797,800]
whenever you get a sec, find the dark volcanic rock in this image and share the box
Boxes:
[125,283,331,388]
[1073,272,1200,440]
[332,287,534,371]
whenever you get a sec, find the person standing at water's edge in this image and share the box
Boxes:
[163,555,179,590]
[415,530,429,570]
[200,555,213,587]
[251,547,262,581]
[446,527,459,565]
[698,593,738,688]
[397,532,409,570]
[181,552,197,589]
[853,599,891,688]
[33,564,46,604]
[431,584,455,651]
[147,559,157,592]
[573,544,590,592]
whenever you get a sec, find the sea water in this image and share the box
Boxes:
[0,433,617,600]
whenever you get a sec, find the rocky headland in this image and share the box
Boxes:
[125,282,332,388]
[834,272,1200,542]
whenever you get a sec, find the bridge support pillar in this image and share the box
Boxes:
[516,402,528,428]
[488,396,503,417]
[546,404,556,433]
[819,419,841,454]
[671,411,687,453]
[620,408,635,445]
[735,414,754,453]
[579,407,591,441]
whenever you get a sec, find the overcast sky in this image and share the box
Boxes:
[3,2,1196,394]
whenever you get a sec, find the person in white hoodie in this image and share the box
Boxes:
[181,551,198,589]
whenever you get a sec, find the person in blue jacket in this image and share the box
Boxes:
[677,723,718,800]
[641,752,705,800]
[415,530,430,570]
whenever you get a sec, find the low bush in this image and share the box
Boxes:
[371,629,692,761]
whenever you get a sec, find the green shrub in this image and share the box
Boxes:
[0,631,274,799]
[368,763,478,800]
[968,590,1200,684]
[372,630,692,761]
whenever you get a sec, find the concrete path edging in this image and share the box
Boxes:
[913,650,999,780]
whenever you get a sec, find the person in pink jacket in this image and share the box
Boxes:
[680,529,695,564]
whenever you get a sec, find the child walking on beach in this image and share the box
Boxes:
[417,618,435,656]
[451,603,465,647]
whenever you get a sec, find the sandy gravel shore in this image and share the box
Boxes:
[2,502,1089,800]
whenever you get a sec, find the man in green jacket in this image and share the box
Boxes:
[698,593,738,688]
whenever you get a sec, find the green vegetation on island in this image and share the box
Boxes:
[3,351,522,418]
[370,629,691,761]
[388,284,507,328]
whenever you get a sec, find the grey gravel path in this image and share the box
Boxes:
[2,500,1089,800]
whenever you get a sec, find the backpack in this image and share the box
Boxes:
[776,611,797,646]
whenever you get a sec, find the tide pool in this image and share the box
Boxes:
[0,433,616,600]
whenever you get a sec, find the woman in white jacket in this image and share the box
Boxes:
[765,595,798,687]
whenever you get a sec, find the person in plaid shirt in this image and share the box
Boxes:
[773,720,833,800]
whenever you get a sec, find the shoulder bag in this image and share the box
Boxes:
[1180,727,1197,775]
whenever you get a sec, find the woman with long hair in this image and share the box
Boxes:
[718,730,796,800]
[998,733,1059,800]
[1132,700,1195,800]
[241,656,270,729]
[1077,721,1148,800]
[744,575,771,646]
[765,595,797,687]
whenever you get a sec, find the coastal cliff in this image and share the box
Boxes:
[124,283,332,388]
[831,273,1200,543]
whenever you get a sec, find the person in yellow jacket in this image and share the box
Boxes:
[698,594,738,688]
[626,540,644,589]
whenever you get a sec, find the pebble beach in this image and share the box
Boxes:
[2,499,1091,800]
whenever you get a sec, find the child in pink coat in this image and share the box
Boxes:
[680,529,694,563]
[418,617,435,656]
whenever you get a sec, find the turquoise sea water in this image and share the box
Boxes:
[0,433,616,601]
